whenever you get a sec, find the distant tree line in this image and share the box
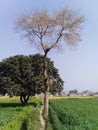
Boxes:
[61,89,97,96]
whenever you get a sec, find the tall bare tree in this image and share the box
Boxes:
[15,8,85,116]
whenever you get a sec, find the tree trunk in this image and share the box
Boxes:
[43,79,50,116]
[43,50,50,116]
[20,95,29,106]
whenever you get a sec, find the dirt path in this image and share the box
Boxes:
[40,106,45,130]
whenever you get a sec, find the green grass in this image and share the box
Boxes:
[3,97,98,130]
[47,98,98,130]
[0,97,42,130]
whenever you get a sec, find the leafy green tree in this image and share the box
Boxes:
[0,54,63,105]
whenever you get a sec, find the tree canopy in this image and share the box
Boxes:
[15,9,85,52]
[0,54,63,105]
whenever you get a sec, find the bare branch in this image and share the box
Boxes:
[49,27,64,49]
[15,8,85,52]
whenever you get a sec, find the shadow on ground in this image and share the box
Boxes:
[0,102,38,107]
[20,119,28,130]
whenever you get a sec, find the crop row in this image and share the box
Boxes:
[49,98,98,130]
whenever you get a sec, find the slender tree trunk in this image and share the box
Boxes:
[43,50,50,116]
[43,79,50,116]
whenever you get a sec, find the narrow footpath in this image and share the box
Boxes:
[40,106,45,130]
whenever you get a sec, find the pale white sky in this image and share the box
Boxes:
[0,0,98,92]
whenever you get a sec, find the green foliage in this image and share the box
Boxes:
[48,98,98,130]
[0,54,63,104]
[2,106,41,130]
[0,97,42,130]
[29,54,64,94]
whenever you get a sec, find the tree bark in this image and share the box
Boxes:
[43,49,50,116]
[43,79,50,116]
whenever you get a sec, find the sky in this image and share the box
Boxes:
[0,0,98,92]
